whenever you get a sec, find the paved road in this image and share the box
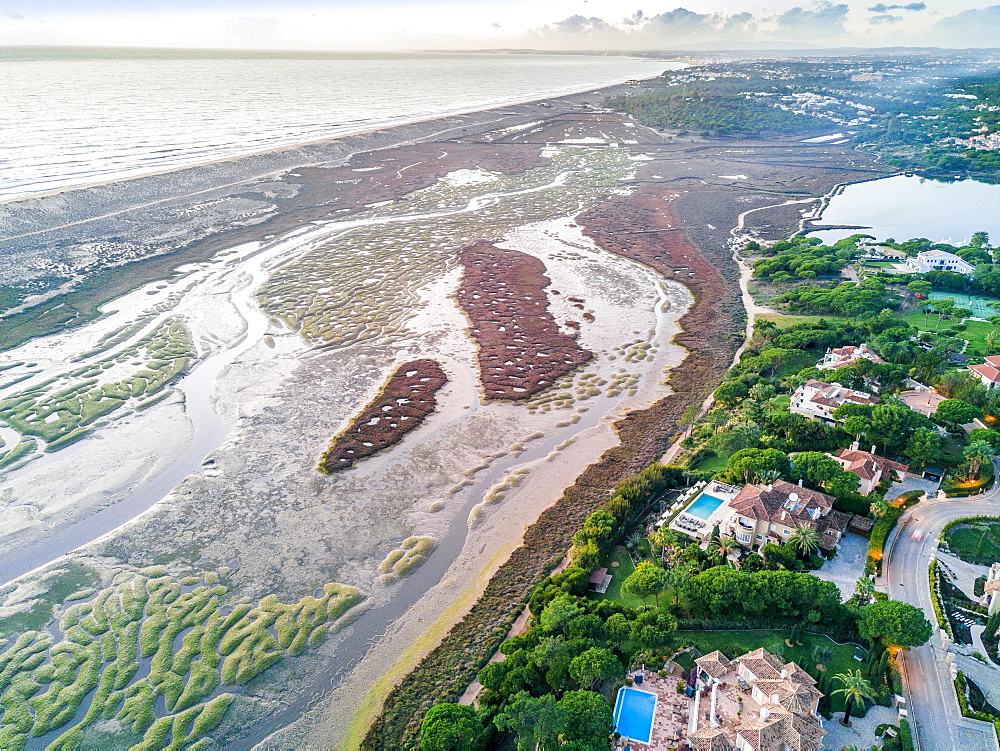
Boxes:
[882,491,1000,751]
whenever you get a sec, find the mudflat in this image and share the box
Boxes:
[0,83,886,750]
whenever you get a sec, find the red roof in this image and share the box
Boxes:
[589,568,608,584]
[970,363,1000,383]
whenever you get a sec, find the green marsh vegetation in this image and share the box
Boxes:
[257,146,636,350]
[0,318,194,463]
[0,569,363,749]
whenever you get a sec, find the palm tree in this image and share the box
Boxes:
[855,576,876,606]
[832,670,875,726]
[963,439,994,482]
[710,536,737,562]
[786,525,821,559]
[869,497,891,519]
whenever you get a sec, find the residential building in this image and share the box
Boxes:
[979,563,1000,616]
[817,343,886,371]
[969,355,1000,389]
[789,380,878,423]
[689,648,825,751]
[904,249,974,275]
[830,446,909,495]
[719,480,850,551]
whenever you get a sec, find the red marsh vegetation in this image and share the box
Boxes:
[457,243,592,400]
[318,359,447,472]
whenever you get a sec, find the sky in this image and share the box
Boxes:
[1,0,999,50]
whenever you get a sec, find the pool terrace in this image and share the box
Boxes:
[668,481,740,542]
[612,666,691,750]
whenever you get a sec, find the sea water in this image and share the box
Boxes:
[0,47,676,200]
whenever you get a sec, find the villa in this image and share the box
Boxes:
[979,563,1000,616]
[817,343,885,371]
[904,249,975,276]
[789,380,878,424]
[671,480,850,553]
[969,355,1000,390]
[829,446,909,495]
[688,648,825,751]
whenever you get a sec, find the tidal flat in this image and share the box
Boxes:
[0,90,887,749]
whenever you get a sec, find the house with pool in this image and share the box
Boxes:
[670,480,850,553]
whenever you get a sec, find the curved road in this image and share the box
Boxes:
[882,485,1000,751]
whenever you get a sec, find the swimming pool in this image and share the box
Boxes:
[613,686,657,743]
[685,493,725,520]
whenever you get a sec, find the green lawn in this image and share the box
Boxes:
[770,395,791,415]
[944,520,1000,566]
[694,453,728,475]
[774,350,818,378]
[591,549,643,609]
[672,629,868,713]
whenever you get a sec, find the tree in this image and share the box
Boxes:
[904,427,940,468]
[605,613,632,648]
[843,415,869,442]
[710,535,738,561]
[832,670,875,726]
[621,563,669,608]
[963,439,994,481]
[557,691,614,748]
[858,600,933,649]
[493,692,565,751]
[726,447,791,485]
[664,563,695,605]
[786,525,821,559]
[826,470,861,498]
[792,451,843,488]
[419,703,484,751]
[854,576,876,606]
[713,381,749,408]
[907,280,932,296]
[539,594,584,634]
[569,648,622,690]
[935,398,982,430]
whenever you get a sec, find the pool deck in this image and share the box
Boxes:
[614,667,692,749]
[668,481,740,543]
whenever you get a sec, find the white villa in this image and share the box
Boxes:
[969,355,1000,389]
[980,563,1000,616]
[689,648,825,751]
[904,249,974,276]
[817,343,885,371]
[789,380,878,424]
[672,480,850,553]
[829,446,909,495]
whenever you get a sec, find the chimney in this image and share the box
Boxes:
[760,706,770,721]
[781,669,788,678]
[871,445,877,455]
[851,439,859,451]
[798,478,804,487]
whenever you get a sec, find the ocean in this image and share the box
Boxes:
[0,48,677,201]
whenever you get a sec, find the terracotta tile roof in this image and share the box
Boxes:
[689,726,732,750]
[985,355,1000,368]
[970,363,1000,383]
[728,480,835,529]
[696,650,733,680]
[737,648,785,680]
[834,448,909,476]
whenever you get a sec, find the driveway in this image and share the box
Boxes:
[882,495,1000,750]
[822,705,897,750]
[899,390,945,418]
[889,474,939,500]
[814,533,867,601]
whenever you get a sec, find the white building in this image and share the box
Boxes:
[969,355,1000,389]
[818,343,886,371]
[980,563,1000,616]
[789,380,878,423]
[904,249,975,276]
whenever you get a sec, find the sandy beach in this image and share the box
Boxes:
[0,80,889,749]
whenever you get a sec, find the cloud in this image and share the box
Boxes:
[773,3,849,36]
[3,9,24,20]
[621,10,644,26]
[869,13,901,24]
[868,2,925,11]
[548,14,615,36]
[932,5,1000,47]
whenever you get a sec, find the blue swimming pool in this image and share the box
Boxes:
[613,686,657,743]
[685,493,725,520]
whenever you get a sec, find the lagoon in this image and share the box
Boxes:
[812,174,1000,246]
